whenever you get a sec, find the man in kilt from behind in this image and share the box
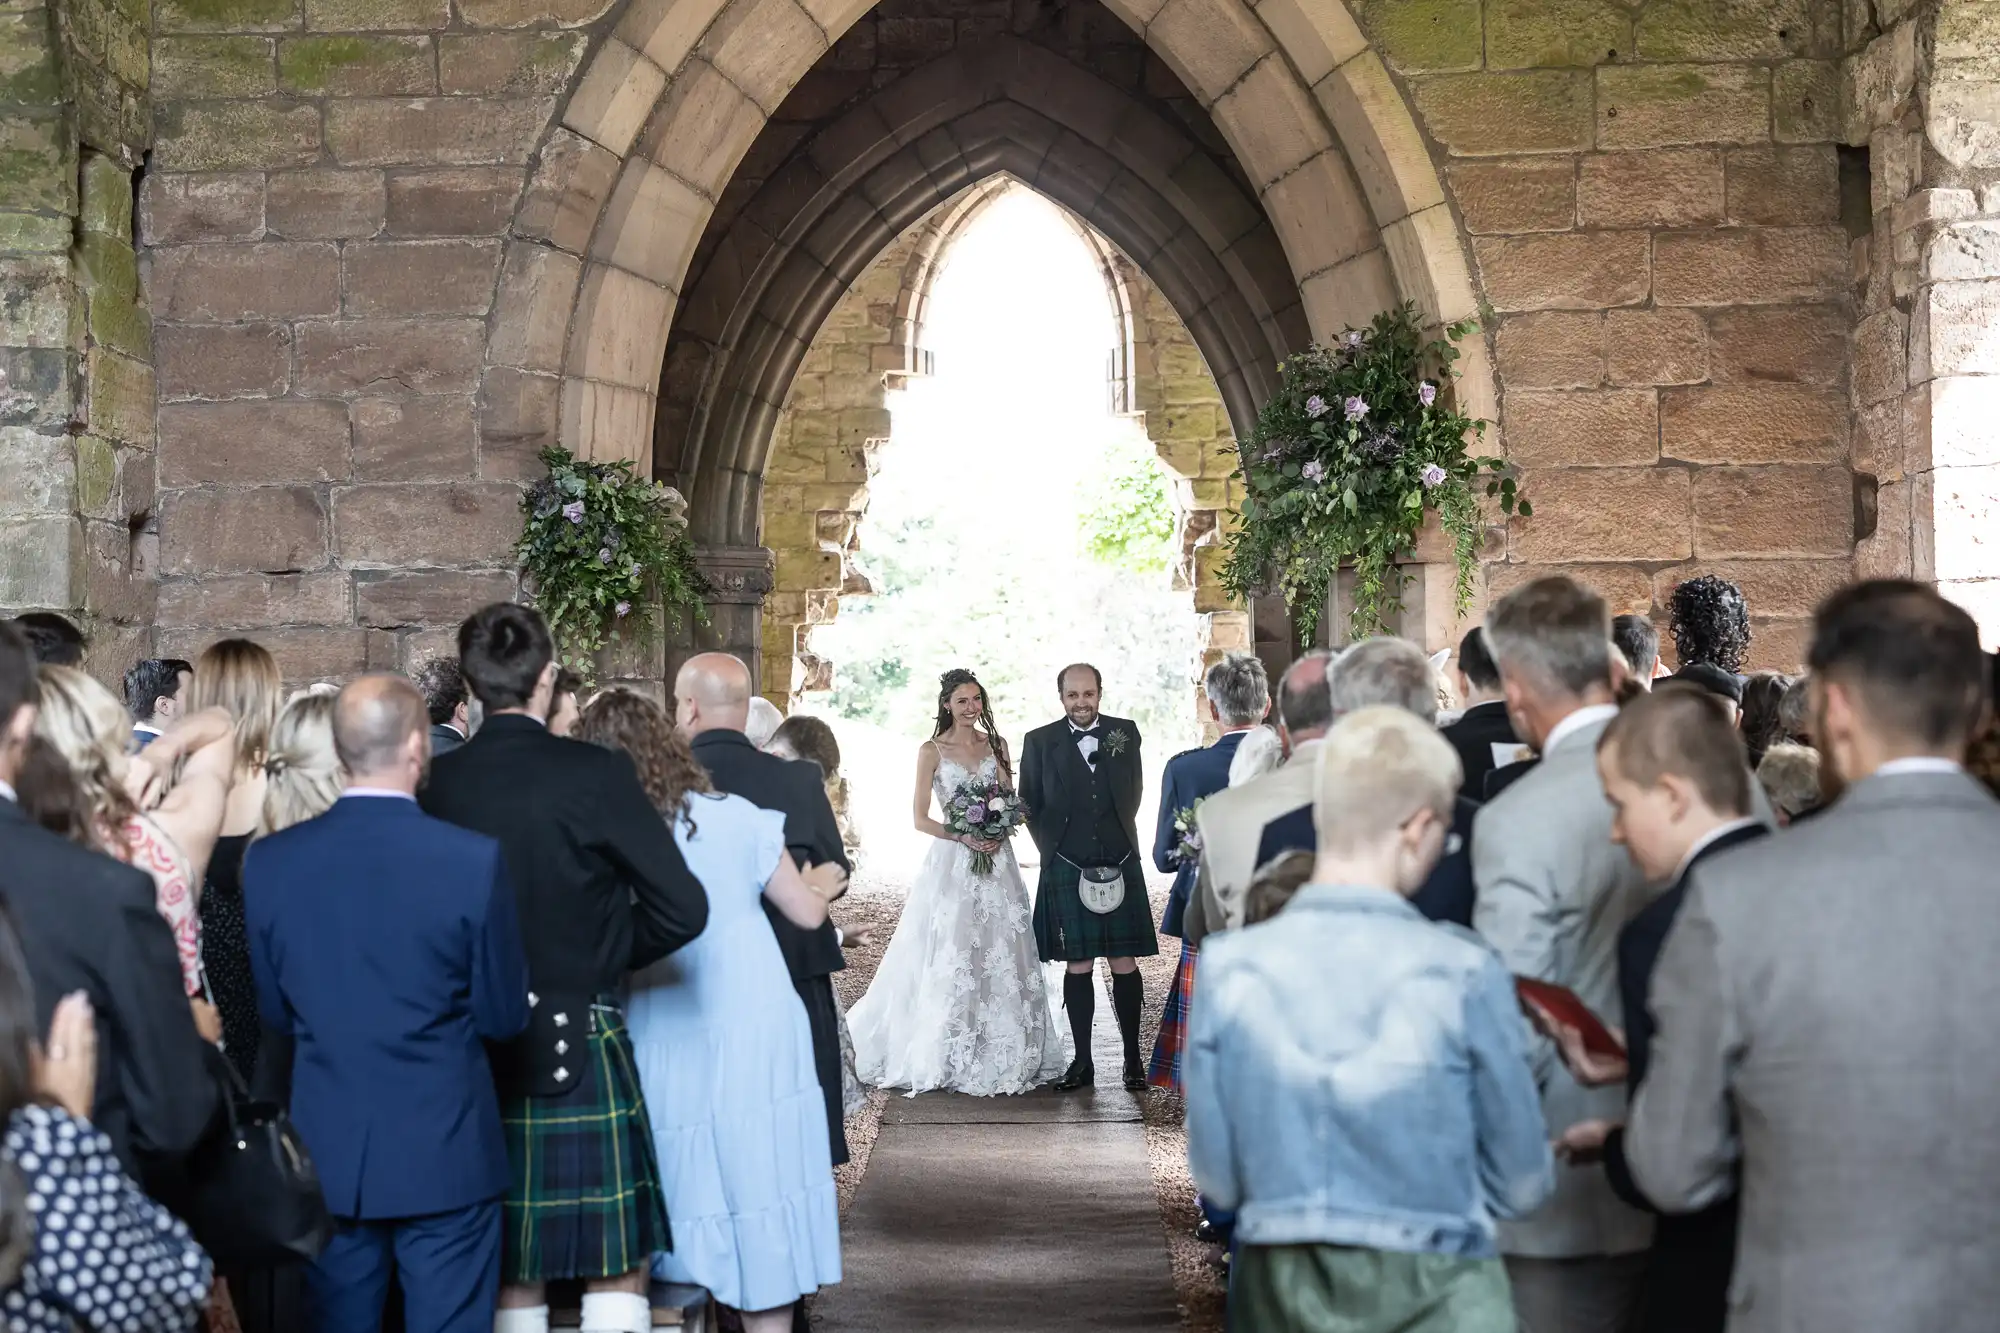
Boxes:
[422,604,710,1333]
[1020,663,1159,1092]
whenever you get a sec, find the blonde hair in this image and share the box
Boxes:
[1755,742,1822,821]
[1312,706,1462,856]
[31,666,136,849]
[187,639,281,772]
[258,693,343,838]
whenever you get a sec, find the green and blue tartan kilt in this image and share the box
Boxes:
[500,1003,669,1284]
[1033,856,1159,963]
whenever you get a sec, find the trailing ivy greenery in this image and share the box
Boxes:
[1219,304,1525,643]
[517,446,710,673]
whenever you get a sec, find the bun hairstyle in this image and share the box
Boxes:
[933,668,1011,782]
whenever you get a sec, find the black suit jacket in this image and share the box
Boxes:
[0,799,218,1184]
[689,730,850,983]
[1483,756,1538,801]
[1254,796,1481,928]
[420,714,708,1095]
[1018,716,1144,864]
[429,722,466,758]
[1441,701,1521,802]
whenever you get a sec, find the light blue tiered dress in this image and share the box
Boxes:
[626,791,842,1312]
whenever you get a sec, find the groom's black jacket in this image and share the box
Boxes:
[1019,715,1145,867]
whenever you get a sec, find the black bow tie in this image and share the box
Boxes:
[1073,723,1101,735]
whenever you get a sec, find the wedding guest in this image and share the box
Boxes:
[1666,575,1750,676]
[1753,743,1821,824]
[416,658,472,758]
[257,693,344,837]
[1625,580,2000,1333]
[547,667,582,738]
[1777,674,1813,745]
[421,604,707,1333]
[1737,671,1794,769]
[0,624,217,1187]
[125,658,194,750]
[746,695,784,750]
[1668,662,1743,723]
[677,653,853,1170]
[8,613,83,667]
[185,638,283,1082]
[768,714,858,860]
[0,953,213,1333]
[1611,613,1661,687]
[1187,707,1552,1332]
[245,674,529,1333]
[1226,724,1284,786]
[578,692,845,1333]
[1256,637,1480,926]
[1541,687,1768,1333]
[1965,656,2000,799]
[1238,849,1313,927]
[1183,651,1335,943]
[1472,576,1653,1332]
[1441,627,1522,797]
[1147,653,1268,1093]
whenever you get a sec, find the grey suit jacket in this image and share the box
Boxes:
[1627,769,2000,1333]
[1184,739,1324,946]
[1472,712,1657,1259]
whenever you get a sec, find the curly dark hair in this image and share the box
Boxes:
[576,689,714,827]
[933,668,1011,782]
[1668,575,1752,674]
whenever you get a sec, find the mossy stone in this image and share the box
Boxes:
[1356,0,1484,73]
[156,0,298,35]
[153,36,277,97]
[1486,0,1634,67]
[0,211,70,252]
[278,34,432,95]
[1637,0,1820,61]
[0,113,78,215]
[0,11,63,104]
[74,435,117,517]
[78,152,132,239]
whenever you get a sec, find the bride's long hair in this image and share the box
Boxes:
[933,669,1012,782]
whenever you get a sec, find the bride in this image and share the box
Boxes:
[847,669,1070,1096]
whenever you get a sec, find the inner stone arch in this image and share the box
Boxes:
[756,175,1249,712]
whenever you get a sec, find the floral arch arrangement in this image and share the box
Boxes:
[518,446,711,672]
[1218,304,1525,643]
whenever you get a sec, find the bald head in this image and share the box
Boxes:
[675,652,753,736]
[334,673,429,790]
[1277,650,1336,743]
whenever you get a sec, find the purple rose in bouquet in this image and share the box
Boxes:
[945,774,1025,876]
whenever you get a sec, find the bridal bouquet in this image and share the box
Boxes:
[945,776,1026,877]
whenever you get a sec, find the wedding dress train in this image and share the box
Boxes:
[847,754,1071,1096]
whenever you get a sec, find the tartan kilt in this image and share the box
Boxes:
[500,1003,669,1284]
[1146,940,1197,1092]
[1033,856,1159,962]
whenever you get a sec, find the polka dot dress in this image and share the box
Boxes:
[1,1104,212,1332]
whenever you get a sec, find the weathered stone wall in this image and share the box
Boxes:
[1364,0,1857,668]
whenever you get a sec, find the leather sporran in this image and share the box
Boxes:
[1078,863,1126,915]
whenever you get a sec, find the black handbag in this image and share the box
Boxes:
[183,1048,333,1269]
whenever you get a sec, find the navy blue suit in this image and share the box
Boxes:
[244,794,531,1333]
[1253,796,1480,927]
[1153,730,1250,937]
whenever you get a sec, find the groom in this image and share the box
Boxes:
[1020,663,1159,1092]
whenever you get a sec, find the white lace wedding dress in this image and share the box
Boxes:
[847,752,1072,1096]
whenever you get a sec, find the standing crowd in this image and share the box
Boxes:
[0,603,860,1333]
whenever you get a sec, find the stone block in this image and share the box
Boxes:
[156,0,297,32]
[1596,63,1769,148]
[155,571,352,627]
[1653,227,1846,305]
[1706,305,1846,384]
[0,427,77,518]
[1494,311,1603,388]
[566,264,675,390]
[515,129,620,255]
[0,348,75,434]
[460,0,614,28]
[303,0,448,29]
[0,515,79,607]
[1843,22,1918,144]
[487,241,582,373]
[73,436,118,520]
[1484,0,1631,69]
[640,59,761,197]
[1925,222,2000,284]
[0,214,71,252]
[279,35,435,96]
[1472,232,1651,311]
[159,486,328,575]
[351,395,477,481]
[1773,60,1839,142]
[1634,0,1818,61]
[149,242,339,320]
[158,399,350,485]
[1912,377,2000,472]
[1508,466,1692,561]
[439,33,586,95]
[592,159,708,287]
[333,481,521,566]
[0,113,75,216]
[1487,560,1656,613]
[774,545,840,592]
[325,97,553,168]
[1928,464,2000,582]
[85,350,154,448]
[1651,557,1851,619]
[295,318,485,394]
[477,365,559,481]
[1409,71,1593,155]
[1577,148,1724,227]
[1661,384,1849,463]
[1725,145,1839,225]
[1692,464,1851,556]
[0,257,73,348]
[1851,307,1907,406]
[138,172,265,244]
[1743,618,1811,671]
[265,169,386,240]
[1504,388,1659,466]
[1353,0,1482,73]
[153,36,277,97]
[1916,280,2000,377]
[381,167,521,236]
[1445,160,1576,233]
[342,239,503,317]
[154,102,322,172]
[156,624,387,685]
[1604,308,1707,385]
[561,39,668,156]
[354,569,513,626]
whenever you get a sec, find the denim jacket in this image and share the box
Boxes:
[1186,883,1554,1257]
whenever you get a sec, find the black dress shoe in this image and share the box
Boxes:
[1123,1056,1147,1091]
[1054,1058,1094,1091]
[1194,1219,1222,1245]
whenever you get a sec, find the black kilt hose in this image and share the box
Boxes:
[1034,857,1158,962]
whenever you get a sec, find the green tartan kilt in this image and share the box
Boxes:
[500,1003,669,1284]
[1033,856,1159,962]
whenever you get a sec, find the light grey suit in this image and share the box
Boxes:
[1472,709,1656,1269]
[1183,738,1323,946]
[1627,768,2000,1333]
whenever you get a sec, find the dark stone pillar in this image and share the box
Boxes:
[667,544,775,692]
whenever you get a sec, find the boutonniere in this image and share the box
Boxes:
[1104,727,1130,758]
[1170,800,1203,864]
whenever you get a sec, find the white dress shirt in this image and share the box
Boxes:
[1874,756,1962,778]
[1070,719,1101,764]
[0,778,15,803]
[1541,702,1621,757]
[341,787,417,801]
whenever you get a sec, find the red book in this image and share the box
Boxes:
[1515,977,1626,1058]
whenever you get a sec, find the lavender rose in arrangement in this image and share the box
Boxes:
[944,775,1027,876]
